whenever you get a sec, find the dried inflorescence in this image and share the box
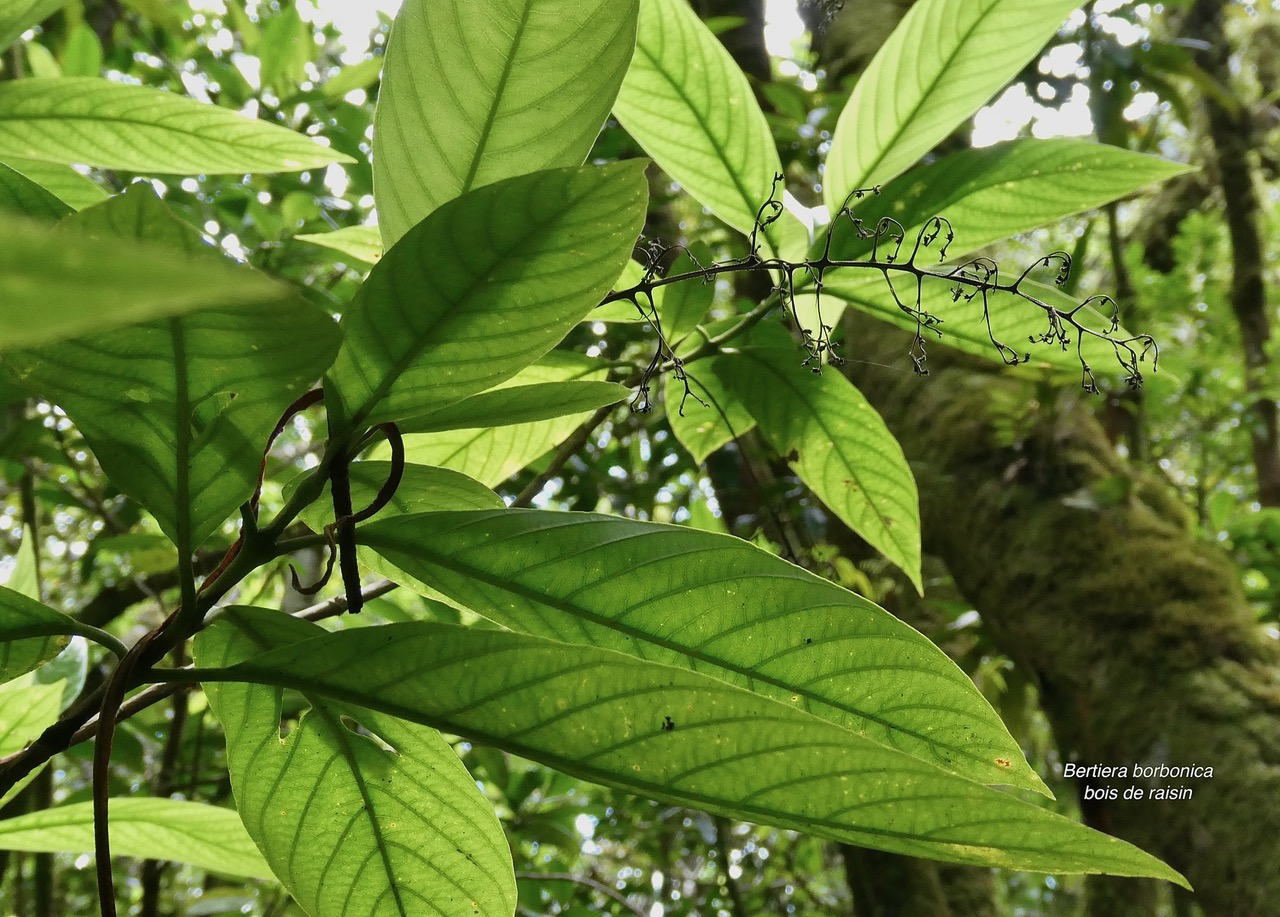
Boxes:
[602,174,1158,409]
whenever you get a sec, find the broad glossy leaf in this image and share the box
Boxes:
[614,0,783,244]
[822,270,1141,380]
[4,187,341,548]
[196,613,1187,883]
[0,586,74,683]
[0,157,108,209]
[0,799,272,880]
[713,327,922,589]
[326,163,646,435]
[373,0,639,245]
[0,212,291,350]
[0,0,62,51]
[196,609,515,917]
[295,225,383,266]
[827,140,1195,262]
[360,510,1026,789]
[394,420,587,488]
[665,359,756,463]
[0,160,69,219]
[0,78,352,174]
[656,245,717,343]
[824,0,1084,210]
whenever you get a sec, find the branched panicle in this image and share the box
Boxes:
[601,177,1158,395]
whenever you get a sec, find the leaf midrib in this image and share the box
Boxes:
[844,0,1008,193]
[460,1,535,193]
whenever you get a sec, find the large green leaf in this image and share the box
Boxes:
[360,509,1024,789]
[4,187,341,548]
[373,0,639,245]
[0,799,272,880]
[325,163,646,436]
[196,609,515,917]
[0,159,70,219]
[827,139,1195,262]
[0,78,353,174]
[824,0,1084,210]
[712,328,922,589]
[394,420,586,488]
[0,212,293,351]
[821,270,1141,381]
[613,0,788,250]
[0,586,74,683]
[0,0,63,52]
[192,612,1187,883]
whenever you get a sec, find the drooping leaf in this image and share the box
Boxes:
[0,210,293,350]
[325,163,646,436]
[0,78,353,174]
[712,326,922,589]
[373,0,639,245]
[827,139,1195,262]
[665,359,756,463]
[295,225,383,266]
[0,799,272,880]
[194,612,1187,883]
[361,509,1023,789]
[195,608,515,917]
[0,586,75,683]
[4,186,341,548]
[0,157,109,209]
[0,160,70,219]
[0,0,63,52]
[613,0,788,251]
[823,0,1085,210]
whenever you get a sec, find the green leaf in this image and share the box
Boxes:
[0,799,272,880]
[194,612,1187,883]
[665,359,756,463]
[320,54,384,104]
[0,157,108,209]
[195,609,515,917]
[0,209,292,352]
[295,225,383,267]
[0,0,63,52]
[394,421,583,488]
[399,351,627,434]
[613,0,781,240]
[0,586,74,683]
[824,0,1085,210]
[656,244,716,343]
[828,140,1196,262]
[4,186,341,548]
[373,0,639,245]
[0,679,61,756]
[325,163,646,436]
[360,509,1025,789]
[712,327,922,590]
[821,271,1141,380]
[0,159,70,219]
[0,78,353,174]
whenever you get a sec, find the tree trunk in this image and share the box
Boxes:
[845,314,1280,916]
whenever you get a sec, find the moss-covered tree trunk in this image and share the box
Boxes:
[845,317,1280,915]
